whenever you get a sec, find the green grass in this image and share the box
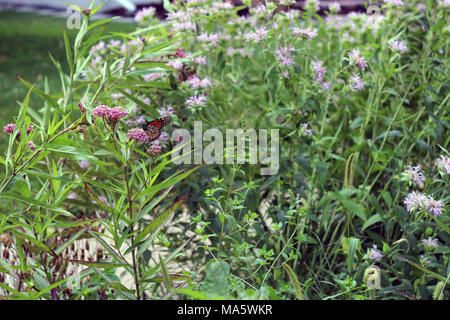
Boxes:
[0,10,135,148]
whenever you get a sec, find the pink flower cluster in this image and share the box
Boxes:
[3,123,34,134]
[127,128,150,143]
[146,145,162,156]
[92,105,128,122]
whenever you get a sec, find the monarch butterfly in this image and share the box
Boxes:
[142,117,171,142]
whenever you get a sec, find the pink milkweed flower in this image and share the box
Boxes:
[146,144,162,156]
[3,123,15,133]
[369,245,382,261]
[168,60,184,71]
[144,72,165,82]
[127,128,150,143]
[348,49,368,70]
[3,123,34,135]
[403,165,425,188]
[93,105,128,122]
[27,141,36,151]
[422,237,438,249]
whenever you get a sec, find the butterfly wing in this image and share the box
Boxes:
[142,117,171,142]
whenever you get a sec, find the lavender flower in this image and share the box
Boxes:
[134,6,156,24]
[424,196,444,217]
[300,123,313,136]
[79,161,91,169]
[420,254,431,265]
[348,73,365,91]
[312,60,326,83]
[328,2,341,13]
[348,49,368,71]
[187,75,212,88]
[369,245,382,262]
[422,237,439,249]
[305,0,320,11]
[435,155,450,174]
[389,40,408,53]
[293,27,318,40]
[402,165,425,188]
[403,192,444,217]
[384,0,404,6]
[158,106,175,117]
[403,191,427,213]
[186,95,207,108]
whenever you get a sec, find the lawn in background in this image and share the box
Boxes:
[0,10,135,148]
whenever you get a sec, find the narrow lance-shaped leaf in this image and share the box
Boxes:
[134,194,188,243]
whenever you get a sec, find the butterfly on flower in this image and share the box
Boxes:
[141,117,171,142]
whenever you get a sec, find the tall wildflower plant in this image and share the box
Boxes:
[0,0,449,300]
[0,2,199,299]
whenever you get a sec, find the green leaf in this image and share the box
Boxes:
[11,229,58,258]
[134,197,184,244]
[361,214,382,232]
[17,75,59,110]
[63,29,74,74]
[163,0,174,13]
[340,198,367,221]
[159,255,172,291]
[347,237,360,273]
[0,192,72,216]
[42,144,98,162]
[202,260,230,298]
